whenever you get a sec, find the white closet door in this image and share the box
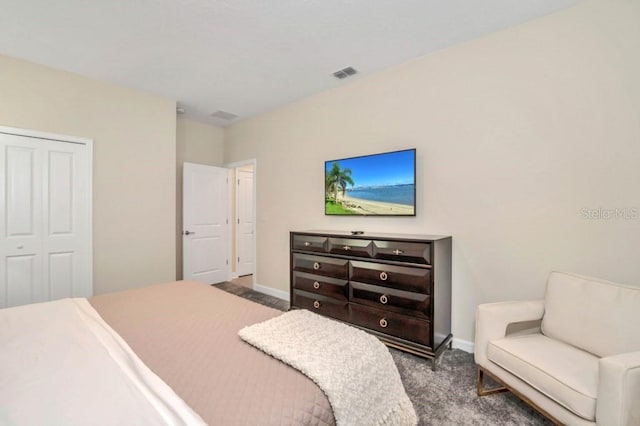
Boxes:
[0,132,91,308]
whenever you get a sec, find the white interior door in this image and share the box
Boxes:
[0,130,92,308]
[183,162,229,284]
[236,168,254,277]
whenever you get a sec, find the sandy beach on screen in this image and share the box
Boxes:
[337,193,414,215]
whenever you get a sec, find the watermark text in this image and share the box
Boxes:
[580,207,639,220]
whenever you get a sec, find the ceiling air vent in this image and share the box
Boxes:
[211,110,238,120]
[332,66,357,79]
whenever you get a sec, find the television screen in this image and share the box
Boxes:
[325,148,416,216]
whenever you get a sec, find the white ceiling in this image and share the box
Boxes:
[0,0,579,127]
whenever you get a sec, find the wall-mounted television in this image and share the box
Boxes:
[325,148,416,216]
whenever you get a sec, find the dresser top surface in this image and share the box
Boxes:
[292,230,451,241]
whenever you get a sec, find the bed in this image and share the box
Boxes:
[0,280,416,425]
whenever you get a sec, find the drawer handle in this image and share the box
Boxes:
[379,318,388,328]
[343,245,351,251]
[393,249,404,255]
[313,262,321,270]
[304,242,311,247]
[380,271,388,281]
[313,281,320,289]
[379,295,388,304]
[313,300,321,309]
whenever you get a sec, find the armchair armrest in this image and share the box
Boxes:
[474,300,544,367]
[597,351,640,426]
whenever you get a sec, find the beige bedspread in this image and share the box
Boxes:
[90,280,335,425]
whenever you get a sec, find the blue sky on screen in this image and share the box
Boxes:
[325,149,415,188]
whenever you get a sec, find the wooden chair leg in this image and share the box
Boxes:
[475,366,564,425]
[477,366,508,396]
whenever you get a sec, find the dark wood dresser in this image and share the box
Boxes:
[289,230,452,368]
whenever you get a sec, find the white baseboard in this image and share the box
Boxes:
[452,337,474,353]
[253,283,290,302]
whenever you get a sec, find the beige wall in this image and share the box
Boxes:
[176,116,225,278]
[224,0,640,345]
[0,54,177,295]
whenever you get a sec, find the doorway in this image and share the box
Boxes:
[228,160,256,289]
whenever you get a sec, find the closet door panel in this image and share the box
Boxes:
[48,252,74,300]
[43,140,91,299]
[48,151,74,235]
[5,254,43,307]
[6,146,40,237]
[1,138,45,307]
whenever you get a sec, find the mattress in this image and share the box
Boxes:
[89,280,335,425]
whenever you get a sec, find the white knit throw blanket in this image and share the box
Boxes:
[239,309,418,426]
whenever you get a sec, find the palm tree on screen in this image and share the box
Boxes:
[326,162,354,203]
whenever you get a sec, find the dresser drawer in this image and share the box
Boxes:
[373,240,431,265]
[350,304,431,347]
[292,254,349,279]
[293,290,349,322]
[328,238,373,258]
[293,271,348,301]
[350,282,430,319]
[350,261,430,293]
[292,234,328,253]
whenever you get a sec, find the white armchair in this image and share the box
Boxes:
[475,271,640,426]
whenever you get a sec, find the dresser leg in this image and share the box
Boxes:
[431,355,441,371]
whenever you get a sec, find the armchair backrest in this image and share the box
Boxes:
[541,271,640,358]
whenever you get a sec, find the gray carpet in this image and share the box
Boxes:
[214,281,552,426]
[215,281,289,311]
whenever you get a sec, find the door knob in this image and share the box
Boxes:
[184,230,195,235]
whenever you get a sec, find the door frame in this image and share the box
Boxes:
[0,125,94,296]
[225,158,256,287]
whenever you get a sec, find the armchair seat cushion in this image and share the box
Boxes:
[488,334,599,421]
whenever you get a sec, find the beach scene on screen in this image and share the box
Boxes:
[325,149,415,216]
